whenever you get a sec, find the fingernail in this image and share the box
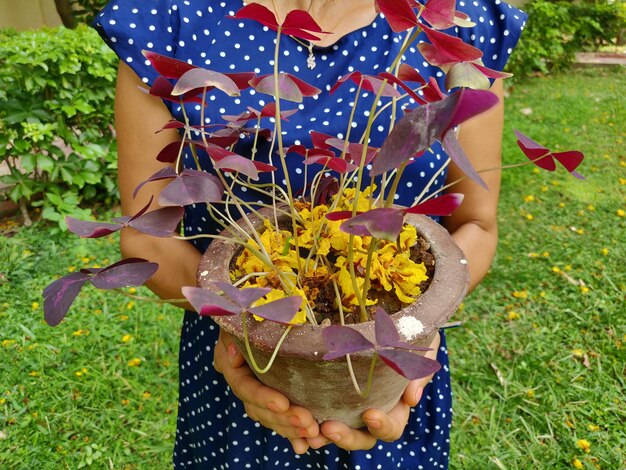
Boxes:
[364,418,381,429]
[227,344,238,361]
[267,401,282,413]
[289,416,302,427]
[327,433,340,442]
[415,387,424,404]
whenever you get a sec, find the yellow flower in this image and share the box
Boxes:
[0,398,5,405]
[542,252,550,258]
[128,287,137,294]
[75,371,83,377]
[588,424,599,432]
[526,389,535,398]
[525,214,534,221]
[31,302,39,310]
[580,286,589,295]
[564,265,572,272]
[81,257,90,264]
[507,311,520,321]
[121,334,133,343]
[28,371,39,377]
[512,290,528,299]
[558,202,566,208]
[617,209,625,217]
[571,349,585,358]
[121,399,130,406]
[72,329,90,337]
[119,314,129,321]
[1,339,15,348]
[142,391,152,399]
[572,458,584,469]
[576,439,591,453]
[126,301,135,310]
[67,266,76,272]
[523,195,535,203]
[587,204,595,212]
[601,248,609,256]
[619,177,626,185]
[552,266,561,273]
[249,287,307,325]
[127,358,142,367]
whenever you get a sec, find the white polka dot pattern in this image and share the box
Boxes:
[93,1,526,468]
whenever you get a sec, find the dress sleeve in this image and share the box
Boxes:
[92,0,180,85]
[456,0,528,72]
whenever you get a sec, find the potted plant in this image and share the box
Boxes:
[42,0,584,427]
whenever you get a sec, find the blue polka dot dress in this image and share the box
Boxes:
[94,1,526,468]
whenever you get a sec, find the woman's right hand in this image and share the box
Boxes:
[213,329,321,454]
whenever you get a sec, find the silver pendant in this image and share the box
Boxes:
[306,44,316,70]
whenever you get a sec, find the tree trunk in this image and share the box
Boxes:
[54,0,76,29]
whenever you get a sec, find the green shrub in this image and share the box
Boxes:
[0,26,118,228]
[508,0,624,78]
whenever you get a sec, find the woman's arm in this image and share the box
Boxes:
[115,62,201,303]
[443,79,505,292]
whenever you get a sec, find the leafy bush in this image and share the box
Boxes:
[508,0,624,78]
[0,26,118,228]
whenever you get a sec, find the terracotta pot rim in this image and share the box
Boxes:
[197,210,469,358]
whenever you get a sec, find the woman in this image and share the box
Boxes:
[94,0,526,467]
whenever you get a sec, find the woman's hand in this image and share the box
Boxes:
[307,333,441,451]
[213,329,321,454]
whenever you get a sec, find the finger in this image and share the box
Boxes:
[307,435,332,449]
[288,438,309,454]
[217,330,246,368]
[320,421,377,451]
[227,367,290,412]
[362,401,411,442]
[402,381,425,407]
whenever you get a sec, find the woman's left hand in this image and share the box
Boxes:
[307,333,441,451]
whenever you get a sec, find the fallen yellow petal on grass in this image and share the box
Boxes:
[617,209,625,217]
[571,458,584,469]
[121,334,133,343]
[588,424,600,432]
[506,311,520,321]
[576,439,591,453]
[127,358,142,367]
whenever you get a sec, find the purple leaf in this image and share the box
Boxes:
[213,154,260,180]
[156,141,185,163]
[442,132,488,189]
[405,193,464,216]
[250,74,303,103]
[172,68,240,97]
[322,325,375,360]
[65,217,123,238]
[158,169,224,207]
[89,258,158,290]
[128,207,184,237]
[375,0,419,32]
[445,89,499,134]
[133,167,178,198]
[378,349,442,380]
[312,175,339,205]
[514,130,585,176]
[213,281,270,308]
[341,208,405,241]
[43,272,90,326]
[373,307,401,347]
[181,286,241,316]
[248,296,304,324]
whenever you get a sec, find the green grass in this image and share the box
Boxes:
[1,66,624,469]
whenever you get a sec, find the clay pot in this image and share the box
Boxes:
[197,210,468,428]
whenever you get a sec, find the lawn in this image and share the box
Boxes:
[1,66,624,469]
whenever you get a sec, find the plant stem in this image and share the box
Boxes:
[241,311,293,374]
